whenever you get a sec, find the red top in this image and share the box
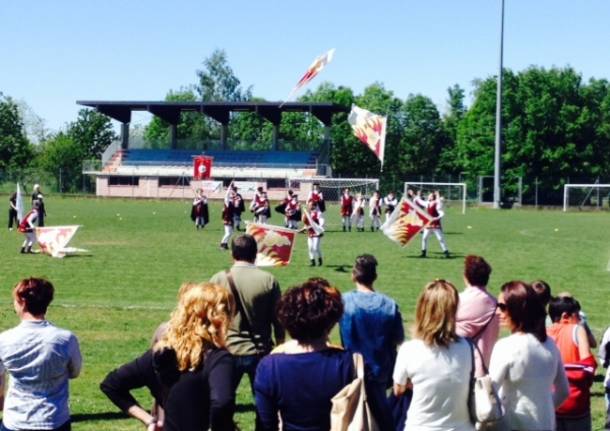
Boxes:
[303,211,322,237]
[427,202,441,229]
[340,195,353,216]
[18,209,37,233]
[285,199,299,216]
[547,322,597,418]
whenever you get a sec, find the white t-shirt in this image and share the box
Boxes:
[489,333,569,431]
[393,337,474,431]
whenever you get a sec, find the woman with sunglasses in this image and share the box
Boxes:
[489,281,569,431]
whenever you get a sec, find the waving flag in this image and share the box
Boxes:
[246,223,297,267]
[348,105,387,169]
[302,206,325,235]
[285,49,335,102]
[380,199,431,247]
[36,225,88,258]
[16,183,25,222]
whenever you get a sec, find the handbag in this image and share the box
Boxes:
[467,340,504,426]
[330,353,379,431]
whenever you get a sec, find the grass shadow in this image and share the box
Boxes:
[326,264,351,273]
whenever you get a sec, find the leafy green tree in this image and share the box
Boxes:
[0,92,33,172]
[67,108,117,158]
[37,133,84,192]
[438,84,466,174]
[196,49,252,102]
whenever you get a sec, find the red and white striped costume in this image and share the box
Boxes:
[285,197,300,229]
[302,209,324,263]
[415,196,448,254]
[19,208,38,252]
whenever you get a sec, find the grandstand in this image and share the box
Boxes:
[79,101,348,199]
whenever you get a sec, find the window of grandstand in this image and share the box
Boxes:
[267,179,288,189]
[108,176,140,186]
[159,177,190,187]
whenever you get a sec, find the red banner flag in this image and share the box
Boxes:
[36,225,87,258]
[348,105,387,169]
[246,223,297,267]
[193,156,213,180]
[380,198,432,247]
[284,49,335,103]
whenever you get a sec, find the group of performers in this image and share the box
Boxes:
[190,181,449,260]
[340,189,398,232]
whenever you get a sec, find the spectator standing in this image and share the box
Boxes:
[0,278,82,431]
[456,255,499,376]
[547,295,597,431]
[255,279,390,430]
[340,254,404,417]
[489,281,569,431]
[153,282,237,431]
[8,192,18,231]
[393,280,474,431]
[210,234,284,395]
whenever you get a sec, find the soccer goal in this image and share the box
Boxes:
[287,177,380,201]
[403,182,467,214]
[563,183,610,211]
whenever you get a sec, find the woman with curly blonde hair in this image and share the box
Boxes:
[154,282,236,431]
[393,280,474,431]
[100,282,236,431]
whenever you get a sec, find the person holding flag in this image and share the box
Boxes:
[340,188,353,232]
[18,200,40,254]
[414,192,450,258]
[8,192,18,231]
[301,200,325,267]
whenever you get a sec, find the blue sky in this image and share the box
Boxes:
[2,0,610,132]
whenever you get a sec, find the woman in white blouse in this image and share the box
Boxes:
[489,281,569,431]
[393,279,474,431]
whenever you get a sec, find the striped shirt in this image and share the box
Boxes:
[0,320,82,430]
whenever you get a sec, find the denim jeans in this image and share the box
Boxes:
[233,354,263,431]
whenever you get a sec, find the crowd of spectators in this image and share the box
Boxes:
[1,234,607,431]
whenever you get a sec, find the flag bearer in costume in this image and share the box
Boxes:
[369,190,382,231]
[250,187,269,224]
[19,200,40,254]
[307,182,325,212]
[220,186,236,250]
[31,184,46,227]
[383,191,398,222]
[340,188,353,232]
[190,188,209,229]
[232,185,246,231]
[352,192,366,232]
[415,192,450,258]
[276,190,294,227]
[301,200,325,267]
[284,193,300,230]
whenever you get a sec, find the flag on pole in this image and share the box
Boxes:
[16,183,25,222]
[193,156,213,180]
[302,206,325,235]
[36,225,88,258]
[246,223,297,267]
[380,198,432,247]
[285,49,335,102]
[348,105,387,169]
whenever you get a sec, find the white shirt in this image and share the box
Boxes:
[489,333,569,431]
[393,337,474,431]
[0,320,82,430]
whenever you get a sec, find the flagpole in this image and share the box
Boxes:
[493,0,505,209]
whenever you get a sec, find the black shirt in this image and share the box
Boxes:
[154,347,236,431]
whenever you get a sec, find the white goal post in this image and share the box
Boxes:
[403,182,467,214]
[563,183,610,212]
[288,177,380,201]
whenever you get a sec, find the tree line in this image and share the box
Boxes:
[2,49,610,203]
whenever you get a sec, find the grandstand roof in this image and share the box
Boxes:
[76,101,349,126]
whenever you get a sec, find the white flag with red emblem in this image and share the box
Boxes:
[246,223,297,267]
[285,49,335,102]
[348,105,387,169]
[35,225,88,258]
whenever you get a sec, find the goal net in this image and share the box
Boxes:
[563,184,610,211]
[403,181,467,214]
[287,177,380,202]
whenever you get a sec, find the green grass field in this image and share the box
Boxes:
[0,196,609,430]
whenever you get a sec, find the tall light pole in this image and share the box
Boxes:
[493,0,505,208]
